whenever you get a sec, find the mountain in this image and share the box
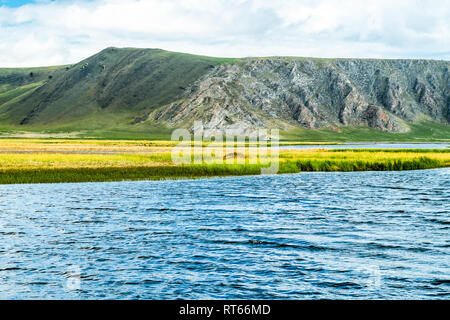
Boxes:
[0,47,449,140]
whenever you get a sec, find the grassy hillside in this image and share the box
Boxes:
[0,47,448,141]
[281,120,450,142]
[0,48,234,132]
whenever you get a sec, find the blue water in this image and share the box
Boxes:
[0,169,449,299]
[279,143,450,150]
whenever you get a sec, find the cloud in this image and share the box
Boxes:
[0,0,449,67]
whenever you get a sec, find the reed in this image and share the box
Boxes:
[0,165,263,184]
[0,141,448,184]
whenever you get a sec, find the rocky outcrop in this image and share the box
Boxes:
[1,48,448,135]
[150,57,449,134]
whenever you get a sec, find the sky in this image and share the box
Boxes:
[0,0,449,67]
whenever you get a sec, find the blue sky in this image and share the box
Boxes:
[0,1,35,7]
[0,0,449,67]
[0,1,71,7]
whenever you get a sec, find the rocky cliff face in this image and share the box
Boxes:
[1,48,449,136]
[151,58,450,134]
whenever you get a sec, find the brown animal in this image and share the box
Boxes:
[223,152,245,160]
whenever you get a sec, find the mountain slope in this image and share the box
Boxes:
[0,48,233,129]
[0,47,449,140]
[152,58,450,135]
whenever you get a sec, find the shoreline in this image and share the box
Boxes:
[1,166,449,186]
[0,157,448,185]
[0,139,449,184]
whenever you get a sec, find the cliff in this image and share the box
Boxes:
[0,48,449,138]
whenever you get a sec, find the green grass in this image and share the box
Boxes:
[0,157,445,184]
[0,143,448,184]
[0,65,68,73]
[281,120,450,142]
[0,82,43,106]
[1,120,448,141]
[0,48,238,129]
[289,157,442,172]
[0,165,263,184]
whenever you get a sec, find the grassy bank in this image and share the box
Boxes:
[0,141,448,184]
[0,156,444,184]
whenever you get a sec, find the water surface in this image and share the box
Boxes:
[0,169,449,299]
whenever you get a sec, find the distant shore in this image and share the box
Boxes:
[0,139,448,184]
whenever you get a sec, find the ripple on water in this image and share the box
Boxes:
[0,168,449,299]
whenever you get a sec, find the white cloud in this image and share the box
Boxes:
[0,0,449,67]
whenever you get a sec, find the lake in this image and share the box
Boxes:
[0,169,449,299]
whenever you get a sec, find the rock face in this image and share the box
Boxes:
[152,58,450,134]
[1,48,449,135]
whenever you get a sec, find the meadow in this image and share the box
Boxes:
[0,139,448,184]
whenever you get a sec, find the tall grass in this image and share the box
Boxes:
[0,157,445,184]
[0,165,263,184]
[0,146,448,184]
[291,157,442,172]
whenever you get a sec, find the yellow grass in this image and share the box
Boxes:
[0,149,448,169]
[0,139,448,184]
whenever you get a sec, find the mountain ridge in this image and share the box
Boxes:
[0,47,449,140]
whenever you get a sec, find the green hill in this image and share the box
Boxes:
[0,48,234,138]
[0,47,449,141]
